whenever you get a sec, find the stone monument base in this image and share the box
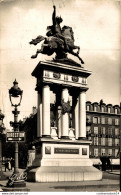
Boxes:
[27,165,102,182]
[27,138,102,182]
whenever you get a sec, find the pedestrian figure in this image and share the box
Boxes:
[100,156,106,171]
[107,158,110,171]
[11,158,15,168]
[10,158,14,170]
[8,160,11,171]
[110,158,113,172]
[5,160,10,172]
[98,162,101,170]
[4,161,7,172]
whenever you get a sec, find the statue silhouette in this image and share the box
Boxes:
[29,6,84,65]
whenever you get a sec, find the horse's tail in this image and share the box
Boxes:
[29,35,45,45]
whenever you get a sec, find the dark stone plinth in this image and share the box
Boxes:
[42,135,52,138]
[61,136,70,139]
[12,181,26,188]
[53,58,82,67]
[78,137,87,140]
[32,61,91,79]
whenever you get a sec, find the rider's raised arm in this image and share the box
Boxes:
[52,5,56,33]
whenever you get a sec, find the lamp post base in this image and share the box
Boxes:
[0,171,6,180]
[7,180,26,188]
[6,171,27,187]
[3,179,30,192]
[2,186,30,192]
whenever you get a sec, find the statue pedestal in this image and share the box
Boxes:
[27,138,102,182]
[27,60,102,182]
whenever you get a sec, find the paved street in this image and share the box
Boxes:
[0,169,120,192]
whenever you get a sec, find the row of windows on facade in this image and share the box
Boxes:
[93,137,119,146]
[87,116,119,125]
[93,148,118,157]
[86,104,120,114]
[90,126,120,135]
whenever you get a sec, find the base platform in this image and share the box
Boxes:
[27,166,102,182]
[27,139,102,182]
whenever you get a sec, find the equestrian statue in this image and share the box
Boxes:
[29,6,84,65]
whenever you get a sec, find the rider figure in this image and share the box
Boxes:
[46,5,69,50]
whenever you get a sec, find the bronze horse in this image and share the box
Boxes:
[30,25,84,64]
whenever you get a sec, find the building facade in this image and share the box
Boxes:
[86,100,120,158]
[20,101,120,160]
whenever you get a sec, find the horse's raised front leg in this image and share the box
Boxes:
[69,50,84,64]
[78,55,84,64]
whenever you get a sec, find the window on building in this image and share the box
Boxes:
[115,119,119,125]
[108,138,112,146]
[115,149,119,157]
[101,106,105,112]
[101,127,105,134]
[108,128,112,135]
[94,148,98,157]
[94,137,98,145]
[94,126,98,134]
[87,115,91,122]
[115,139,119,146]
[94,106,97,112]
[108,149,112,156]
[101,117,105,124]
[101,148,105,156]
[115,128,119,135]
[115,108,118,114]
[87,105,90,111]
[93,117,98,124]
[108,107,111,113]
[101,138,105,146]
[108,118,112,125]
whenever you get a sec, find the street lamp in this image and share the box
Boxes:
[0,109,6,180]
[7,79,27,188]
[9,79,23,175]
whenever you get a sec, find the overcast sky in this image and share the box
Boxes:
[0,0,120,129]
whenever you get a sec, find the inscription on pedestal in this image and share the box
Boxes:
[54,148,79,154]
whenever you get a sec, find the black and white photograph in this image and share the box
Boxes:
[0,0,120,193]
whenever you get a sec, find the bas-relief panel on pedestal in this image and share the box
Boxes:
[43,70,87,86]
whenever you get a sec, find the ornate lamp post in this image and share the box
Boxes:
[9,79,23,175]
[6,79,28,189]
[0,109,6,180]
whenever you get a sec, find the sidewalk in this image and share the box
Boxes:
[0,169,120,192]
[108,170,120,175]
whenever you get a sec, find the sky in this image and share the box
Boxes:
[0,0,120,129]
